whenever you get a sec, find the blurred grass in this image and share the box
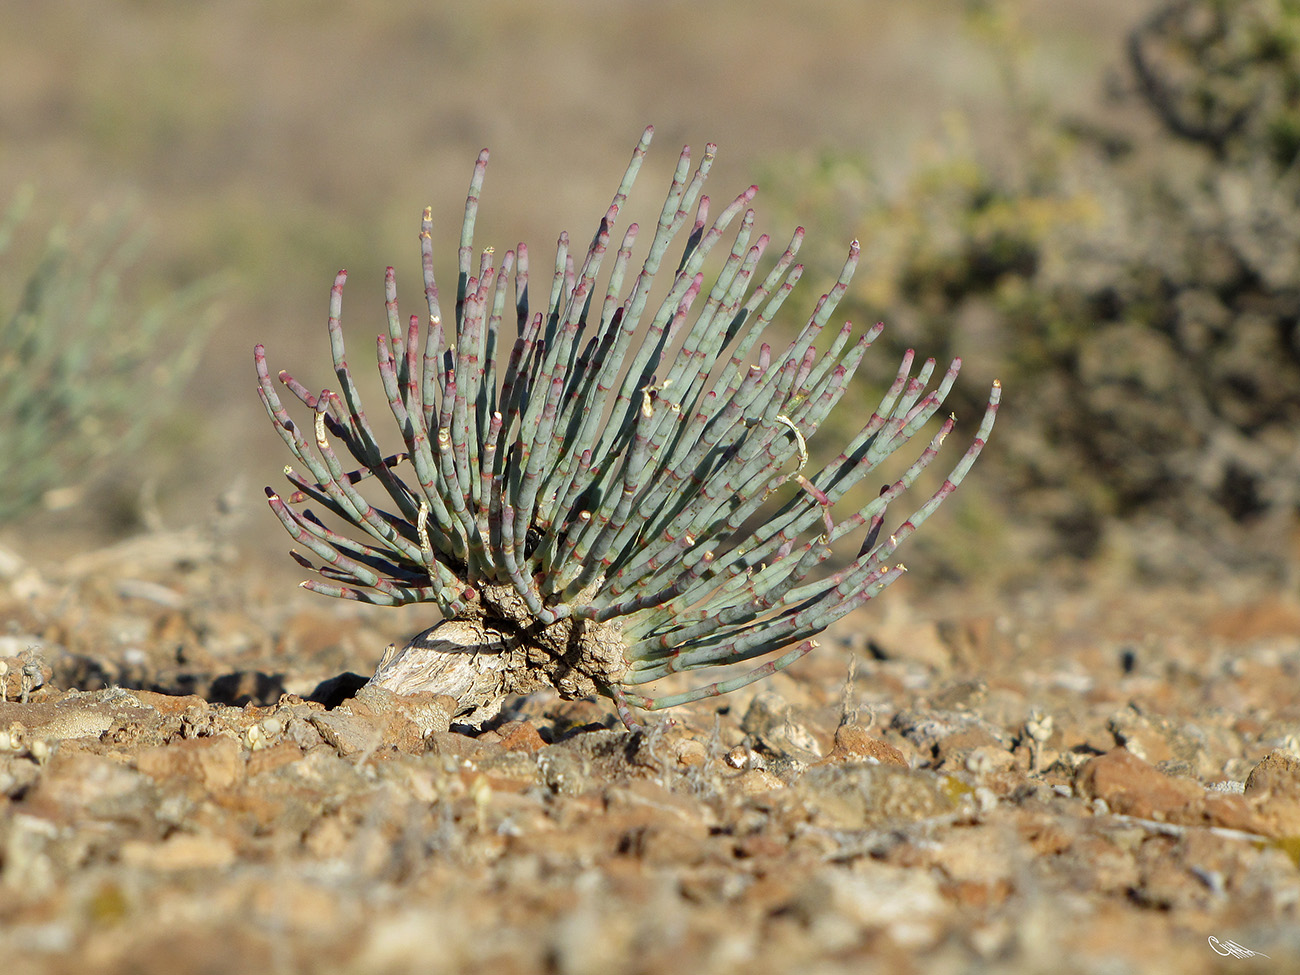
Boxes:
[0,0,1141,573]
[0,188,222,524]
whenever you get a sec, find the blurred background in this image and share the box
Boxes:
[3,0,1297,593]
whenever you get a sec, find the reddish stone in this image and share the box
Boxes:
[814,724,909,768]
[497,720,546,753]
[1075,747,1201,820]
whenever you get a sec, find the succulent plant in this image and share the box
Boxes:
[255,127,999,728]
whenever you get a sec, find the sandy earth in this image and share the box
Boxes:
[0,524,1298,975]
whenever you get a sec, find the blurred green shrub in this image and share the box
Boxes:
[764,0,1300,575]
[0,188,218,523]
[1128,0,1300,167]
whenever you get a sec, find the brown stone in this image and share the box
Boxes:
[1106,705,1174,765]
[134,734,245,791]
[427,730,502,762]
[127,689,211,717]
[1200,793,1271,834]
[1245,750,1300,799]
[347,684,452,748]
[670,735,708,768]
[245,740,305,778]
[1074,747,1202,820]
[25,749,154,825]
[782,763,962,831]
[734,768,786,795]
[309,709,386,757]
[307,684,453,756]
[934,727,1017,775]
[497,720,546,753]
[814,724,909,768]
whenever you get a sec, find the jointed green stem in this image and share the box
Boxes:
[256,126,999,722]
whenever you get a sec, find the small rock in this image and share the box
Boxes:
[284,715,327,751]
[814,724,908,768]
[427,730,502,762]
[1074,747,1202,820]
[245,741,305,778]
[309,685,453,757]
[780,763,964,831]
[1245,750,1300,800]
[1106,703,1210,771]
[309,709,384,757]
[1107,705,1173,764]
[350,684,453,739]
[740,691,822,762]
[135,735,244,791]
[891,709,1011,762]
[733,767,786,795]
[934,727,1015,774]
[669,735,708,768]
[1200,792,1270,834]
[497,721,546,753]
[1243,751,1300,837]
[726,744,764,770]
[28,749,157,827]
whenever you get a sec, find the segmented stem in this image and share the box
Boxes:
[256,126,999,722]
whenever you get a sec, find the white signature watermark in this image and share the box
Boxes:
[1209,936,1270,959]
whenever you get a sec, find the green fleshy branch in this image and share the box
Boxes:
[256,126,999,719]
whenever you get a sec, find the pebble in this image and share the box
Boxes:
[1075,747,1202,821]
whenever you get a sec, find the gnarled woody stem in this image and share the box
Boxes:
[365,585,629,726]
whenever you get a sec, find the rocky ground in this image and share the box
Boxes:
[0,523,1298,975]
